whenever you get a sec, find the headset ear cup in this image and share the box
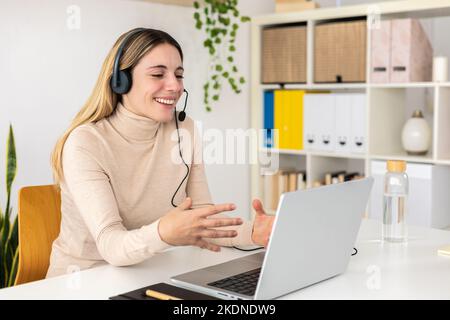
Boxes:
[111,70,132,94]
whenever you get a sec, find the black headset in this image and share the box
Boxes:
[110,28,188,122]
[110,28,190,207]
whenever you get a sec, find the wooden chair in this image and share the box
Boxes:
[14,185,61,285]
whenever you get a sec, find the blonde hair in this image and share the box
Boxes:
[51,28,183,185]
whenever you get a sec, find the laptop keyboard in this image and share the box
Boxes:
[207,268,261,296]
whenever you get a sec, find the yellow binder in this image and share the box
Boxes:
[274,90,304,150]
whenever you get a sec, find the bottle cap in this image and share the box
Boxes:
[412,110,424,118]
[387,160,406,173]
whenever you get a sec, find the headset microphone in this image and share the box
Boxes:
[178,89,188,122]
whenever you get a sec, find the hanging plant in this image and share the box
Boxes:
[193,0,250,112]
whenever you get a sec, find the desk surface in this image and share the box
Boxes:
[1,219,450,300]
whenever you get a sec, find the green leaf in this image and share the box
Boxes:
[229,45,236,52]
[239,77,245,84]
[213,82,220,90]
[215,65,223,72]
[218,4,227,14]
[222,72,229,78]
[8,215,18,254]
[232,23,239,30]
[233,9,239,17]
[1,213,10,255]
[227,56,234,63]
[194,12,200,20]
[193,1,200,9]
[230,31,236,38]
[211,28,220,37]
[214,38,221,44]
[212,95,219,101]
[6,124,17,219]
[209,47,216,55]
[0,206,3,231]
[232,66,238,73]
[206,106,212,112]
[7,247,18,287]
[241,16,251,23]
[196,21,202,29]
[212,74,218,80]
[203,39,212,47]
[203,7,208,15]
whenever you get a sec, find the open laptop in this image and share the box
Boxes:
[171,177,374,300]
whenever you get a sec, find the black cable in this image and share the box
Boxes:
[233,246,264,252]
[352,247,358,256]
[171,110,190,208]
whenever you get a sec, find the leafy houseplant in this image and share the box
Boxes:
[0,124,18,288]
[193,0,251,111]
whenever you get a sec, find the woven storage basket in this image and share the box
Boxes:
[262,25,307,84]
[314,19,366,83]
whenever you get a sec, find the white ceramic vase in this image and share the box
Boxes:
[401,110,431,155]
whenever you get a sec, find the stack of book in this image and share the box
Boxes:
[311,171,363,188]
[262,169,306,212]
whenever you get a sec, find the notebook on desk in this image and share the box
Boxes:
[109,282,220,300]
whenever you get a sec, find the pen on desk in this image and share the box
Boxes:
[145,289,182,300]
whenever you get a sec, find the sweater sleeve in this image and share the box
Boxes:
[186,121,256,248]
[62,127,171,267]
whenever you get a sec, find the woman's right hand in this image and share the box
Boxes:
[158,197,243,252]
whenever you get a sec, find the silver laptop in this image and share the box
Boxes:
[171,177,374,300]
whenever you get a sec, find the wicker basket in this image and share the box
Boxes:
[261,25,307,84]
[314,19,367,83]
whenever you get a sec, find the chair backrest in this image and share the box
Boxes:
[14,185,61,285]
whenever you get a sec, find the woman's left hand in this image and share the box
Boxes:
[251,199,275,247]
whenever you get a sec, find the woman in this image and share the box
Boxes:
[47,28,274,278]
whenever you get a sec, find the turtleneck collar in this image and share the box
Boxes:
[108,102,161,142]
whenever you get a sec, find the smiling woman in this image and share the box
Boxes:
[46,28,274,278]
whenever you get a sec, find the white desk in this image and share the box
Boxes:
[1,219,450,300]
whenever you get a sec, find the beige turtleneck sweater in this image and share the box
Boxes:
[46,103,254,278]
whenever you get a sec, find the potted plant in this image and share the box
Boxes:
[0,124,19,288]
[193,0,250,111]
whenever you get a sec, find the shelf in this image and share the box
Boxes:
[260,82,450,91]
[308,150,366,160]
[370,153,435,164]
[259,83,367,90]
[252,0,450,25]
[251,1,450,219]
[305,83,367,90]
[135,0,194,6]
[261,148,366,160]
[261,148,306,156]
[369,82,435,88]
[435,159,450,166]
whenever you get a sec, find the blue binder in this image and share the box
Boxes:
[263,91,274,148]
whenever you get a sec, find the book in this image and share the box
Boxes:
[263,91,274,148]
[109,282,219,300]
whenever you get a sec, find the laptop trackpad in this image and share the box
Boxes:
[204,252,265,277]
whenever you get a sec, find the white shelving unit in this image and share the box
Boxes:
[250,0,450,215]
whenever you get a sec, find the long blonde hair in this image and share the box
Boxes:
[51,28,183,185]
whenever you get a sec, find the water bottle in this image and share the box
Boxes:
[383,160,409,242]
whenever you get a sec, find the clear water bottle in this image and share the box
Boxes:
[383,160,409,242]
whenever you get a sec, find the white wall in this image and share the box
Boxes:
[0,0,275,220]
